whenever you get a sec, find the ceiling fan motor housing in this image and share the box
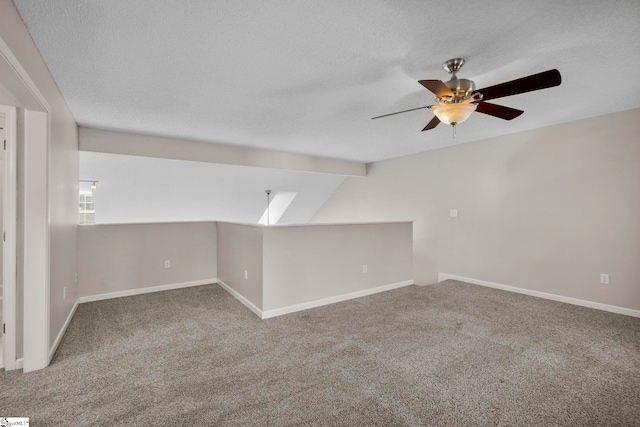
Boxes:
[445,78,476,99]
[441,58,477,101]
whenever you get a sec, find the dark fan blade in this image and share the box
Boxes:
[476,69,561,101]
[422,116,440,131]
[475,102,524,120]
[372,105,430,120]
[418,80,454,98]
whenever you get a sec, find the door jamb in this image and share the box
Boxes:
[1,104,17,370]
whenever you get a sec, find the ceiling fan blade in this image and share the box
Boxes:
[476,69,561,101]
[372,105,430,120]
[422,116,440,131]
[475,102,524,120]
[418,80,454,98]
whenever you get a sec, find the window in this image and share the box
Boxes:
[258,192,297,225]
[79,193,95,224]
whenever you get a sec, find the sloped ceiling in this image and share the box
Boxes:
[13,0,640,162]
[80,152,345,224]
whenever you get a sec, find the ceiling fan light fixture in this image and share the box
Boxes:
[431,103,477,125]
[373,59,560,133]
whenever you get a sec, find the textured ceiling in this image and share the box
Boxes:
[13,0,640,162]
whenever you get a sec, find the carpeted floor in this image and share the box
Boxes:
[1,280,639,426]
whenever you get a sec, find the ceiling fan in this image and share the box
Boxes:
[372,58,561,131]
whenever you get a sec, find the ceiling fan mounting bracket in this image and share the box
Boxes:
[443,58,465,76]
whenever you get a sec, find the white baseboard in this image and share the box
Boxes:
[438,273,640,318]
[77,279,217,303]
[16,358,23,370]
[216,280,263,318]
[49,300,79,363]
[261,280,415,319]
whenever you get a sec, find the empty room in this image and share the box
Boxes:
[0,1,639,426]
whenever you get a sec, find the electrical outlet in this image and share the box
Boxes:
[600,273,609,284]
[63,287,67,300]
[165,260,171,269]
[244,270,248,280]
[362,264,368,273]
[450,209,458,218]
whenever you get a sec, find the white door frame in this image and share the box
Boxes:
[1,34,52,372]
[22,109,50,372]
[1,104,17,370]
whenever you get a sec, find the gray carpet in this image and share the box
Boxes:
[1,280,639,426]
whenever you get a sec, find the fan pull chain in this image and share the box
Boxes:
[452,123,457,139]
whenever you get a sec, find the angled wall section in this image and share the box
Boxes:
[216,222,264,312]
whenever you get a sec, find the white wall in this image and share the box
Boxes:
[262,222,413,311]
[78,222,217,297]
[216,222,264,310]
[0,82,21,107]
[312,109,640,311]
[1,2,79,365]
[48,105,79,351]
[76,221,413,317]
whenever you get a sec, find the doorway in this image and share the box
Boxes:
[0,104,17,370]
[0,113,4,369]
